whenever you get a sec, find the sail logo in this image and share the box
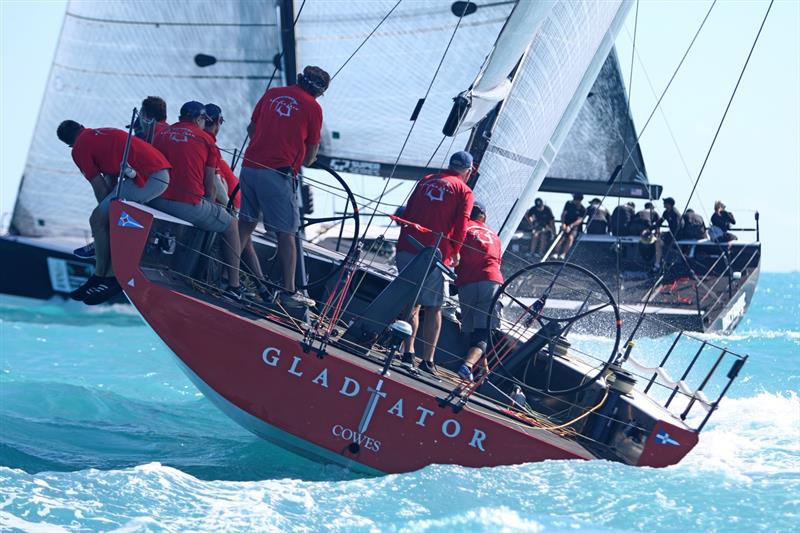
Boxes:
[118,211,144,229]
[655,429,680,446]
[270,95,299,117]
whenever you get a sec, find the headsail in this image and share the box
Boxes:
[11,0,281,238]
[542,47,656,200]
[470,0,635,248]
[294,1,512,179]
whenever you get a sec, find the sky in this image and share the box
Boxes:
[1,0,798,271]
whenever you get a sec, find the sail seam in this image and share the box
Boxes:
[64,12,276,27]
[485,145,538,168]
[52,63,277,81]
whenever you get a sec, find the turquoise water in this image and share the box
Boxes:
[1,273,798,531]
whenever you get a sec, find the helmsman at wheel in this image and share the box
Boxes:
[454,201,504,382]
[395,150,475,376]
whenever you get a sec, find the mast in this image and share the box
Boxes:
[279,0,298,85]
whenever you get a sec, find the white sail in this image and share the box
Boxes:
[294,0,512,178]
[471,0,634,248]
[11,0,281,238]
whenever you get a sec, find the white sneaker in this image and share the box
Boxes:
[279,291,315,308]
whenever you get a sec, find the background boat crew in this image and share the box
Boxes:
[553,193,585,260]
[628,201,659,237]
[150,101,243,300]
[395,150,475,376]
[654,196,683,268]
[527,198,556,256]
[677,208,708,240]
[710,200,738,242]
[454,201,504,382]
[237,65,330,308]
[610,201,635,237]
[56,120,171,305]
[585,197,610,235]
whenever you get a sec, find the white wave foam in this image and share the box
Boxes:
[685,391,800,481]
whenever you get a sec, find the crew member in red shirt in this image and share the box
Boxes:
[151,101,243,300]
[396,150,475,376]
[453,202,504,382]
[238,65,330,308]
[202,103,240,210]
[56,120,171,305]
[136,96,169,143]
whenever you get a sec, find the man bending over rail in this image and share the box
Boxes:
[57,120,171,305]
[238,65,330,308]
[151,101,243,300]
[454,201,504,382]
[396,150,475,376]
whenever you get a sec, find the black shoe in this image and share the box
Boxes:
[69,275,102,301]
[401,352,416,366]
[82,277,122,305]
[419,360,439,376]
[257,285,274,303]
[222,284,246,302]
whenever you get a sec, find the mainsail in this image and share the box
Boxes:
[294,1,513,179]
[542,47,655,200]
[470,0,635,248]
[11,0,281,238]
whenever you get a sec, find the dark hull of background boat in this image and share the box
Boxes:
[0,235,127,304]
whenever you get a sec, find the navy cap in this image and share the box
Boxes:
[179,101,206,119]
[534,197,544,206]
[448,150,473,171]
[204,103,223,122]
[472,200,486,213]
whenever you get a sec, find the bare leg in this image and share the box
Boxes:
[242,241,263,279]
[464,346,483,367]
[277,231,297,293]
[221,222,241,287]
[654,238,663,266]
[90,206,112,278]
[530,232,540,254]
[403,304,421,354]
[420,306,442,363]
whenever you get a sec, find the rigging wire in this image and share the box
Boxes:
[359,4,471,241]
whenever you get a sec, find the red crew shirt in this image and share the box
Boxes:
[207,131,240,209]
[71,127,171,188]
[397,170,474,266]
[153,121,218,205]
[455,220,504,286]
[243,85,322,174]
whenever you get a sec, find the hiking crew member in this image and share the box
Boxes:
[454,202,503,382]
[710,200,737,242]
[57,120,171,305]
[677,209,708,240]
[610,201,635,237]
[151,101,243,300]
[654,196,684,267]
[396,150,475,376]
[202,104,240,210]
[585,197,610,235]
[628,201,658,236]
[136,96,169,143]
[527,198,555,256]
[554,193,585,259]
[238,65,329,308]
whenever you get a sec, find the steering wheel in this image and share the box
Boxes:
[486,261,621,396]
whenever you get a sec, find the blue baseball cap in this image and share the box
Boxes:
[473,200,486,213]
[179,100,207,119]
[204,103,223,123]
[449,150,473,171]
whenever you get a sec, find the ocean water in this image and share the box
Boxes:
[0,273,798,532]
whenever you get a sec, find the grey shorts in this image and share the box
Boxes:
[395,250,445,308]
[98,168,170,217]
[239,166,299,233]
[459,281,501,333]
[149,196,232,233]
